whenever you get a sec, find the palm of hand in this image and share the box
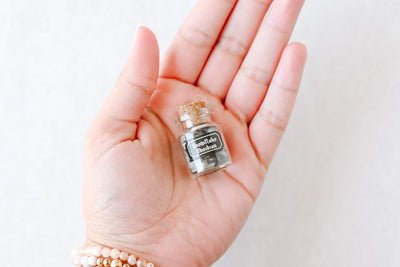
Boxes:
[84,79,263,266]
[82,0,306,266]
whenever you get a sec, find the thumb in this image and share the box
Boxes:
[93,25,160,142]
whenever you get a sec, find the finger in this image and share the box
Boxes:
[160,0,237,84]
[91,26,159,144]
[249,42,307,167]
[225,0,305,122]
[197,0,273,99]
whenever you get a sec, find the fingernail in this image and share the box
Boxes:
[136,22,145,31]
[132,22,144,43]
[133,22,147,42]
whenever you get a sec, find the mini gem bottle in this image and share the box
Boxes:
[177,101,231,177]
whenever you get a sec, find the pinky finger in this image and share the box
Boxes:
[249,42,307,167]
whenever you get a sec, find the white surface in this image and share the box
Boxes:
[0,0,399,266]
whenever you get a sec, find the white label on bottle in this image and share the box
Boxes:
[187,132,223,158]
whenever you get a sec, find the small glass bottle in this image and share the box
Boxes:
[177,101,231,177]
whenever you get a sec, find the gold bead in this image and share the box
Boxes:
[122,264,130,267]
[111,259,123,267]
[97,258,104,266]
[103,258,111,267]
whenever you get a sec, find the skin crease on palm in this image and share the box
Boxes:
[82,0,307,266]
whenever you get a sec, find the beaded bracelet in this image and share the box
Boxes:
[71,246,155,267]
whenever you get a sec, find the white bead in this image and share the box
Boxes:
[147,263,155,267]
[73,256,81,265]
[71,248,80,259]
[102,247,111,257]
[92,246,102,257]
[127,255,137,265]
[88,256,97,266]
[110,248,120,259]
[86,246,94,256]
[80,256,89,266]
[119,252,129,261]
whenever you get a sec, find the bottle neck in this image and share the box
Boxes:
[179,112,212,130]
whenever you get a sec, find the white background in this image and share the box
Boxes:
[0,0,399,266]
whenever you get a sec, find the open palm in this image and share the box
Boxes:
[82,0,307,266]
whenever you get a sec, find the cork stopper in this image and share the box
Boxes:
[178,101,210,129]
[178,101,206,117]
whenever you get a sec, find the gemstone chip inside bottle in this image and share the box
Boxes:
[177,101,231,177]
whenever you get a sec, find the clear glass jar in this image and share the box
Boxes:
[177,101,231,177]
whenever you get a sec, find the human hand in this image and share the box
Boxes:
[82,0,307,266]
